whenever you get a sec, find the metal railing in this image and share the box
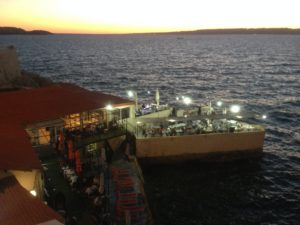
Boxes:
[74,127,127,149]
[134,121,265,139]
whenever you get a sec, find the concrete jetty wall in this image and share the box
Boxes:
[136,130,265,163]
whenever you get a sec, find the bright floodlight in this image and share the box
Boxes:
[30,190,37,197]
[217,101,223,107]
[106,104,113,110]
[262,114,267,119]
[230,105,240,113]
[183,97,192,105]
[127,90,134,98]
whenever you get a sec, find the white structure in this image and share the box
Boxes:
[0,46,21,87]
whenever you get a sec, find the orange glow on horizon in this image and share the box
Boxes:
[0,0,299,34]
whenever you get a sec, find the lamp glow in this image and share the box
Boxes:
[127,90,134,98]
[105,104,113,110]
[230,105,240,113]
[183,97,192,105]
[30,190,37,197]
[262,114,267,119]
[217,101,223,107]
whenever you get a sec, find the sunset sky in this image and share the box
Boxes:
[0,0,299,34]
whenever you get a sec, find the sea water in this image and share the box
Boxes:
[1,34,300,225]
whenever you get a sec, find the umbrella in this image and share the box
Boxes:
[155,88,160,106]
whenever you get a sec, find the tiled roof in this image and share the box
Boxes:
[0,83,133,170]
[0,176,64,225]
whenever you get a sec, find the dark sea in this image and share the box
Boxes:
[1,34,300,225]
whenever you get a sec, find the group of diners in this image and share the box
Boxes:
[58,119,121,143]
[139,118,241,138]
[57,157,111,224]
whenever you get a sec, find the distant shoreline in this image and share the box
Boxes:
[143,28,300,35]
[0,27,52,35]
[1,27,300,35]
[56,28,300,35]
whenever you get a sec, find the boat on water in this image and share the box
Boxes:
[126,90,266,164]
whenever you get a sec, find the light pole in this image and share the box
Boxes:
[155,88,160,107]
[127,90,138,110]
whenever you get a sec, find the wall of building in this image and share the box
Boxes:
[10,169,43,198]
[138,108,172,119]
[0,46,21,87]
[136,131,265,159]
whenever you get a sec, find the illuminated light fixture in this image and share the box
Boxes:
[183,97,192,105]
[127,91,138,108]
[184,114,188,118]
[30,190,37,197]
[105,104,113,110]
[230,105,240,113]
[262,114,267,119]
[127,90,134,98]
[137,121,141,124]
[217,101,223,107]
[236,115,243,119]
[147,90,151,94]
[176,97,179,101]
[168,119,176,122]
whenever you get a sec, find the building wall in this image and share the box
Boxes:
[38,128,51,145]
[136,131,265,158]
[126,108,173,133]
[0,46,21,86]
[138,108,172,119]
[10,169,43,198]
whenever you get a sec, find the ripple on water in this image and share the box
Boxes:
[1,34,300,225]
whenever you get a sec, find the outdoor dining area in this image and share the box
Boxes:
[37,119,123,224]
[42,138,113,225]
[135,118,256,138]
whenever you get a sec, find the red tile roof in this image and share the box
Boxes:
[0,83,133,170]
[0,176,64,225]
